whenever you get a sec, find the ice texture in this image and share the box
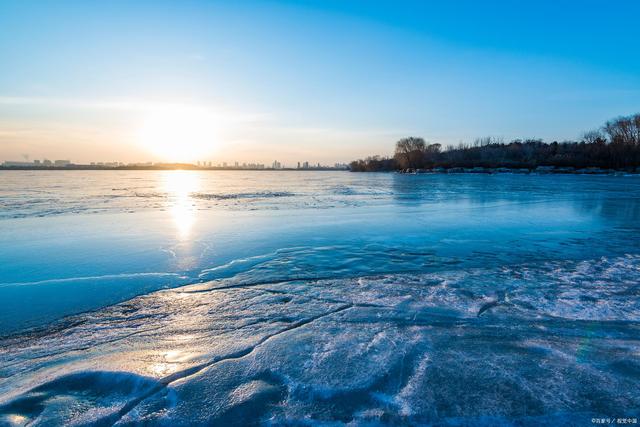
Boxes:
[1,255,639,425]
[2,171,640,425]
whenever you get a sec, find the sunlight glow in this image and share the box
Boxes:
[137,106,218,163]
[149,349,194,377]
[7,414,28,426]
[162,170,199,239]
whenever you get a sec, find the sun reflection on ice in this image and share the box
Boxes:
[149,348,195,377]
[161,171,200,240]
[6,414,28,426]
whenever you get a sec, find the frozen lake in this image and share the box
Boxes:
[1,170,639,425]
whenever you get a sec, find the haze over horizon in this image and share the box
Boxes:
[1,0,639,164]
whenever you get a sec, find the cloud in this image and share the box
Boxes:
[0,96,269,123]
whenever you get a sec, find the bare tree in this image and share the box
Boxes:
[394,137,427,169]
[473,136,504,147]
[582,130,606,144]
[604,114,640,145]
[350,113,640,172]
[425,143,442,154]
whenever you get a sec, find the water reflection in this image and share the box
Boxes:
[161,171,200,240]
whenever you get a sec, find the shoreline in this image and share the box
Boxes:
[378,166,640,175]
[2,165,639,174]
[0,166,347,171]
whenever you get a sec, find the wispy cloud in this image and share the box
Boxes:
[0,96,269,123]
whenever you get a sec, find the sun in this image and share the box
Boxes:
[136,106,217,163]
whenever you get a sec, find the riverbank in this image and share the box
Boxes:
[393,166,640,175]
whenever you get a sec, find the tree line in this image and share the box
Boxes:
[350,113,640,172]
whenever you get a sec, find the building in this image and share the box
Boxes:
[303,161,309,169]
[54,160,71,167]
[3,161,34,167]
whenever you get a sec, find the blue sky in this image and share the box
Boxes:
[0,0,639,164]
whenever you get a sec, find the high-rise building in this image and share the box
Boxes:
[3,161,34,167]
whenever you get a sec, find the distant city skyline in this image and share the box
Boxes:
[1,156,349,170]
[1,1,639,164]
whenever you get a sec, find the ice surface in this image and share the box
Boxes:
[1,171,640,425]
[1,256,639,425]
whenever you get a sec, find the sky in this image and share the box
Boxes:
[0,0,639,165]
